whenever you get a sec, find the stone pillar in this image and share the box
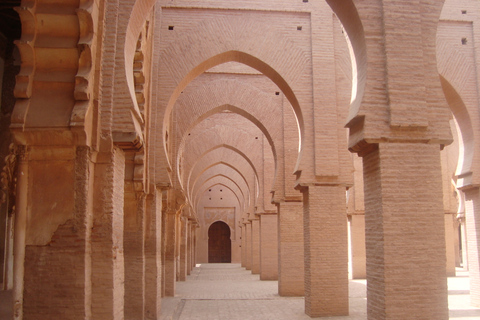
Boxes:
[241,223,246,268]
[259,213,278,280]
[12,146,28,320]
[461,217,468,269]
[277,201,304,296]
[124,190,145,320]
[3,208,14,290]
[161,194,167,298]
[464,187,480,306]
[179,216,188,281]
[351,214,366,279]
[362,143,448,319]
[186,220,192,275]
[144,189,162,319]
[193,225,197,268]
[302,185,349,317]
[251,218,261,274]
[245,222,252,270]
[164,208,177,296]
[91,148,126,320]
[18,146,98,320]
[445,213,456,277]
[191,222,197,270]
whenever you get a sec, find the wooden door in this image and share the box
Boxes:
[208,221,231,263]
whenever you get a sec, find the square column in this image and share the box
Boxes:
[241,223,246,268]
[91,148,126,320]
[124,191,145,320]
[259,213,278,280]
[362,143,448,319]
[164,209,177,296]
[277,201,304,296]
[245,222,252,270]
[465,187,480,306]
[179,217,188,281]
[144,189,162,319]
[251,218,261,274]
[19,146,97,319]
[350,214,366,279]
[187,220,192,275]
[445,213,456,277]
[302,185,349,317]
[193,225,197,268]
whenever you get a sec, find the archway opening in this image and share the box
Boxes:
[208,221,232,263]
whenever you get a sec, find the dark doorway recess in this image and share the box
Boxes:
[208,221,231,263]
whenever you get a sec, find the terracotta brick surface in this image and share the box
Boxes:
[6,1,480,319]
[259,214,278,280]
[277,201,304,297]
[303,185,349,317]
[363,143,448,319]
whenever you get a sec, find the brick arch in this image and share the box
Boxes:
[157,51,301,183]
[187,148,258,211]
[152,13,313,181]
[177,103,278,167]
[194,176,247,215]
[192,165,251,213]
[184,144,259,196]
[174,78,282,166]
[323,0,366,123]
[199,183,242,215]
[124,0,157,103]
[436,33,480,185]
[164,51,303,137]
[181,125,265,190]
[176,103,278,189]
[439,76,476,180]
[191,161,252,204]
[175,103,281,201]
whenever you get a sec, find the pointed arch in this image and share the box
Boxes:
[440,76,475,178]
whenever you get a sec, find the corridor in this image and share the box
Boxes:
[160,264,480,320]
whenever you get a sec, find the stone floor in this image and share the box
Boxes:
[1,265,479,319]
[160,264,480,320]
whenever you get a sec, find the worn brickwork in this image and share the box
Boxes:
[91,148,126,320]
[23,147,91,319]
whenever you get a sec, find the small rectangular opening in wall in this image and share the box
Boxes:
[462,37,467,45]
[303,0,308,2]
[297,26,302,31]
[275,91,280,95]
[461,10,467,14]
[168,26,174,30]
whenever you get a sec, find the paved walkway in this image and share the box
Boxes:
[160,264,480,320]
